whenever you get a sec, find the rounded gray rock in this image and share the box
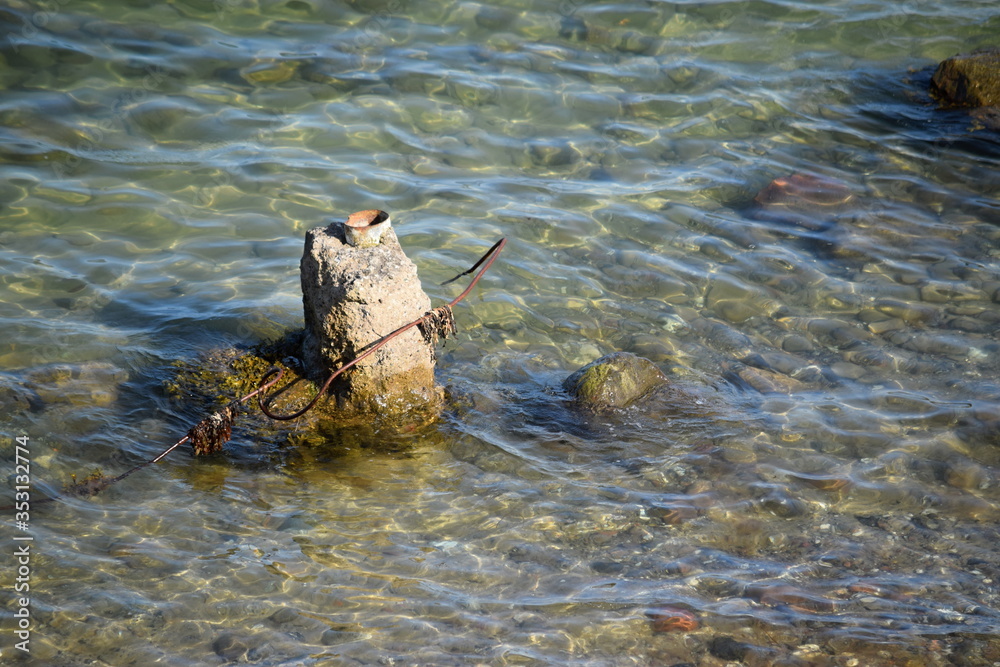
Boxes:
[563,351,668,410]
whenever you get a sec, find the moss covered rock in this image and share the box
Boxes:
[931,48,1000,108]
[164,331,442,449]
[165,336,299,404]
[563,352,668,411]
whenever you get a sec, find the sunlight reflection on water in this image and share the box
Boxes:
[1,0,999,664]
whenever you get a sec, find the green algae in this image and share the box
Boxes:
[163,328,444,450]
[563,351,668,410]
[931,48,1000,108]
[165,330,314,414]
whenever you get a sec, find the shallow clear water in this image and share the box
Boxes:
[2,0,1000,664]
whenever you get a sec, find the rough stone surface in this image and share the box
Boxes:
[563,352,668,410]
[931,48,1000,108]
[300,222,439,416]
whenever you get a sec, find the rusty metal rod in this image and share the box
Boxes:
[0,365,287,510]
[258,237,507,421]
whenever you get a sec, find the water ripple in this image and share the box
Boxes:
[1,0,999,663]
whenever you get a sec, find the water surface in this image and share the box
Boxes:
[2,0,1000,664]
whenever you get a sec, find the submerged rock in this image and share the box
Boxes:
[970,105,1000,131]
[0,373,37,413]
[165,336,444,453]
[23,361,127,408]
[563,352,668,410]
[752,172,856,231]
[211,632,250,661]
[723,361,812,394]
[930,48,1000,108]
[240,59,300,85]
[708,636,754,661]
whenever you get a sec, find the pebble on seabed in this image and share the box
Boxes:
[752,172,856,230]
[646,606,699,633]
[23,362,128,407]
